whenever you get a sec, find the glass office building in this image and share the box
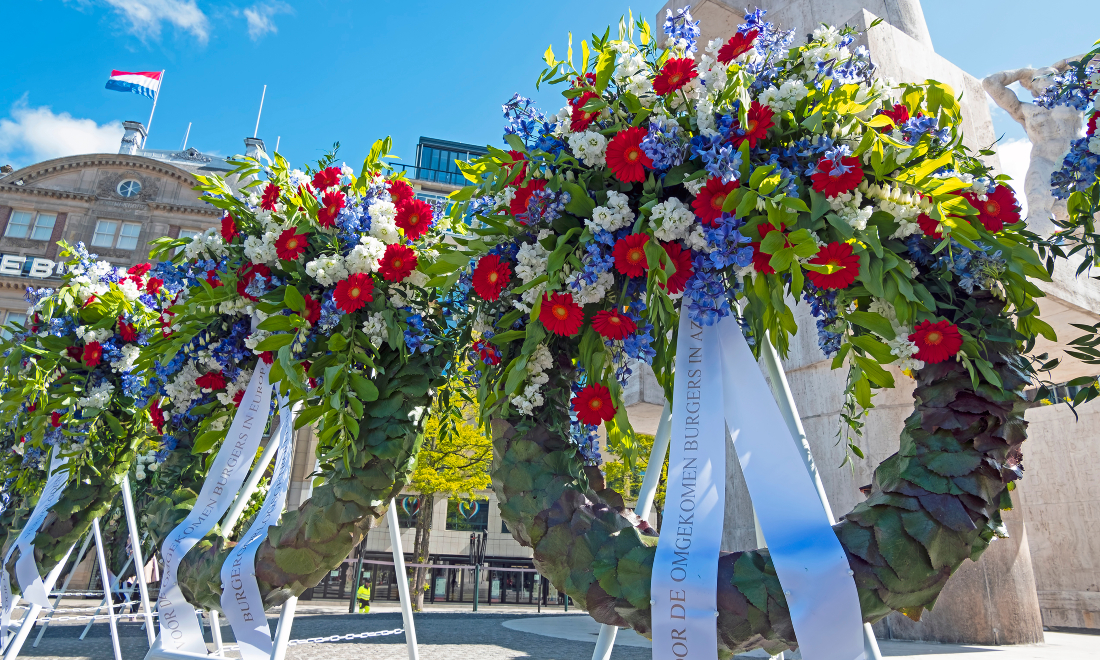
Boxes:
[414,137,488,187]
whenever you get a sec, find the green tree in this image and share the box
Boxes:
[602,433,667,531]
[406,387,492,610]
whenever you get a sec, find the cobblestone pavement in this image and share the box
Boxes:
[15,611,651,660]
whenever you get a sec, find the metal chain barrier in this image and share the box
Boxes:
[220,628,406,650]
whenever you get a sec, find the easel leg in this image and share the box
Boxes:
[387,504,419,660]
[2,604,41,660]
[91,518,123,660]
[269,597,297,660]
[79,554,133,640]
[122,477,157,646]
[592,401,671,660]
[33,531,94,647]
[209,611,224,656]
[759,338,882,660]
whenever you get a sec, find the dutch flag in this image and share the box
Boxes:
[105,70,162,99]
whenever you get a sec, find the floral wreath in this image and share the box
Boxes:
[0,243,182,578]
[149,140,468,609]
[442,7,1051,654]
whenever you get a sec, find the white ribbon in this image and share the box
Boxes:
[220,394,298,660]
[651,313,726,660]
[715,315,864,660]
[1,449,72,648]
[156,361,272,654]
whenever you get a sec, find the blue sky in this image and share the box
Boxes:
[0,0,1094,187]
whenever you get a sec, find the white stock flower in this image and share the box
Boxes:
[585,191,635,233]
[362,313,387,349]
[305,255,349,287]
[651,197,696,242]
[515,242,549,283]
[370,217,401,245]
[567,131,608,167]
[346,236,387,274]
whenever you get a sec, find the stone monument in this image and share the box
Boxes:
[983,60,1086,236]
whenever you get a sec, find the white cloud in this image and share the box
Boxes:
[996,137,1033,219]
[100,0,210,43]
[0,100,124,169]
[242,2,292,41]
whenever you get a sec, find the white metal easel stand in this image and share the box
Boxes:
[122,476,157,646]
[591,402,672,660]
[1,539,80,659]
[31,531,94,647]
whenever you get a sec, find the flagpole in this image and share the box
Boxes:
[146,70,165,141]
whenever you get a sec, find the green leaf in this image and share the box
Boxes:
[594,48,616,93]
[257,315,293,332]
[254,333,295,351]
[504,134,526,153]
[850,335,897,363]
[847,311,897,340]
[854,355,895,388]
[349,372,379,402]
[328,334,348,352]
[284,285,305,313]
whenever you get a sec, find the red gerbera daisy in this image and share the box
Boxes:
[879,103,910,132]
[510,179,547,218]
[259,351,275,365]
[732,102,775,149]
[396,199,434,240]
[660,241,694,294]
[507,150,528,185]
[572,383,616,425]
[260,182,280,211]
[312,166,341,191]
[653,58,698,96]
[275,227,310,261]
[51,411,63,428]
[146,277,163,294]
[205,269,223,288]
[388,179,414,206]
[66,345,82,361]
[379,244,417,282]
[811,156,865,197]
[717,29,759,64]
[692,177,740,226]
[750,222,786,274]
[334,274,375,313]
[806,241,860,289]
[472,254,513,301]
[82,342,103,368]
[570,92,601,132]
[592,309,638,341]
[303,295,321,325]
[964,185,1020,233]
[149,399,165,433]
[233,390,246,406]
[1088,111,1098,136]
[909,319,963,364]
[195,371,227,391]
[917,213,943,239]
[118,317,138,342]
[606,127,653,183]
[128,263,152,277]
[613,233,650,277]
[317,190,346,227]
[221,213,238,243]
[539,291,584,336]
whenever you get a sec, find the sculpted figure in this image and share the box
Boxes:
[983,59,1086,235]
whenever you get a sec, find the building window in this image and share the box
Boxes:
[91,220,142,250]
[445,497,489,532]
[117,180,142,198]
[1,312,26,340]
[5,211,33,238]
[91,220,117,247]
[116,222,141,250]
[30,213,56,241]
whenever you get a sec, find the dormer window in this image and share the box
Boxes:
[117,180,142,198]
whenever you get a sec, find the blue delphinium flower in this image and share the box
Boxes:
[503,94,548,148]
[317,291,343,333]
[802,282,842,357]
[568,419,602,466]
[1050,137,1100,199]
[641,118,686,171]
[900,116,951,146]
[684,259,732,326]
[404,313,431,353]
[1035,65,1097,111]
[691,133,743,183]
[518,189,570,226]
[705,215,754,270]
[662,6,700,53]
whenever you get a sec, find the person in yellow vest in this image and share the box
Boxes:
[356,582,371,613]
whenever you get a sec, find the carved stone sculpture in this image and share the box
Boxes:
[983,60,1085,235]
